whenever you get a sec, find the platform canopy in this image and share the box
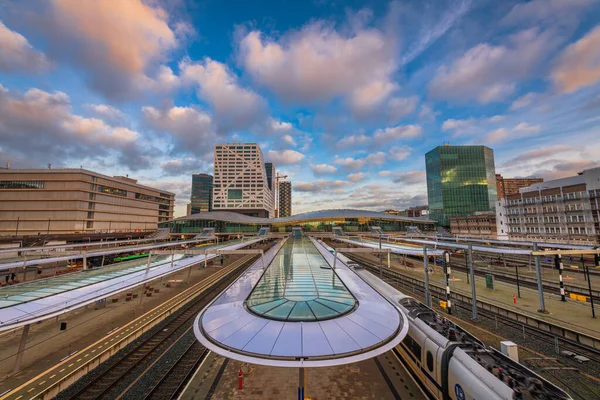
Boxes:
[194,236,409,367]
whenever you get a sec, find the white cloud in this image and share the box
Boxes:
[266,149,305,165]
[430,28,557,103]
[0,20,50,73]
[389,146,412,161]
[0,86,149,169]
[484,122,542,143]
[378,170,392,177]
[238,16,407,120]
[334,152,386,171]
[180,57,267,131]
[373,124,422,145]
[27,0,187,99]
[295,180,352,192]
[442,115,507,136]
[418,104,439,122]
[84,104,126,126]
[160,157,208,176]
[337,134,371,149]
[513,122,542,134]
[310,164,338,175]
[552,26,600,94]
[388,171,426,184]
[348,172,368,182]
[282,134,297,146]
[502,0,593,27]
[510,92,539,110]
[142,105,217,156]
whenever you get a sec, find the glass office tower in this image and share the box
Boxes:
[190,174,213,214]
[425,145,497,227]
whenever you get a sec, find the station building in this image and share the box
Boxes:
[0,168,174,236]
[504,166,600,245]
[159,209,437,235]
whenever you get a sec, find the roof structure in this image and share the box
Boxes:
[0,239,261,331]
[194,236,409,367]
[165,209,437,225]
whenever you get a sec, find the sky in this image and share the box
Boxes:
[1,0,600,218]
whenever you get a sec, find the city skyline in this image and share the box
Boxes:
[1,0,600,218]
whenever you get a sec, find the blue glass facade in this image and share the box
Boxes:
[426,145,497,227]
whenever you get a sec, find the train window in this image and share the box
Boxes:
[426,351,434,372]
[404,334,422,361]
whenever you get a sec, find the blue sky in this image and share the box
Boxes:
[1,0,600,217]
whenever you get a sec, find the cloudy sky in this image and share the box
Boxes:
[1,0,600,217]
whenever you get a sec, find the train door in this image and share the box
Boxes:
[423,338,443,398]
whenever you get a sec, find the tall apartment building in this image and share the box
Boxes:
[190,173,213,214]
[212,143,275,217]
[496,174,543,200]
[0,169,174,236]
[426,145,497,227]
[278,181,292,217]
[504,167,600,244]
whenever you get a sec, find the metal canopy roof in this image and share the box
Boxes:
[165,209,437,225]
[0,239,261,331]
[194,236,408,367]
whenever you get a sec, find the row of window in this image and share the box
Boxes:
[135,192,171,205]
[509,215,587,224]
[508,203,587,214]
[0,180,45,189]
[510,226,590,234]
[508,191,589,206]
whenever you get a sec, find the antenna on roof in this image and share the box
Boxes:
[47,163,51,169]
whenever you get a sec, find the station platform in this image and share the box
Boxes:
[194,236,409,367]
[0,239,261,332]
[342,249,600,339]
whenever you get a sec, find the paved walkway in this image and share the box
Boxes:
[208,356,418,400]
[330,245,600,339]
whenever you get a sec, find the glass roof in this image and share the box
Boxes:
[246,237,356,321]
[0,240,239,309]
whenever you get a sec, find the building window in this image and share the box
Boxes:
[228,189,243,200]
[98,185,127,196]
[0,180,45,189]
[135,193,171,204]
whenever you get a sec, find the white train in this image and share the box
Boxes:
[320,241,572,400]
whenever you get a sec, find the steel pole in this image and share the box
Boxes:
[515,262,521,298]
[298,367,305,400]
[423,246,431,307]
[444,251,452,315]
[533,243,546,313]
[556,254,566,302]
[464,251,470,284]
[12,324,30,375]
[582,255,595,318]
[15,216,20,237]
[468,244,477,320]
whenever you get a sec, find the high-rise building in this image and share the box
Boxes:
[0,168,174,236]
[212,143,275,217]
[426,145,497,227]
[496,174,543,200]
[190,173,213,214]
[504,167,600,244]
[279,181,292,217]
[265,163,275,191]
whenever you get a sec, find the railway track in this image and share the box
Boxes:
[141,341,208,400]
[59,254,258,400]
[343,253,600,371]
